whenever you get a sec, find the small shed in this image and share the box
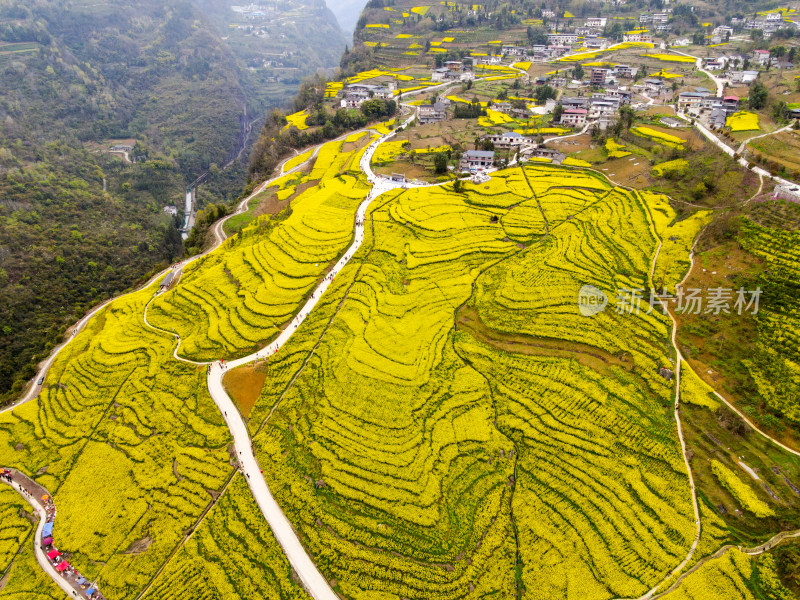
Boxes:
[159,270,176,292]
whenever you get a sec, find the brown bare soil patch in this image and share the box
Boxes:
[223,365,267,418]
[549,133,593,152]
[603,154,652,188]
[124,536,153,555]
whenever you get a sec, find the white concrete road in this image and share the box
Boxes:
[205,115,418,600]
[207,362,339,599]
[5,478,75,598]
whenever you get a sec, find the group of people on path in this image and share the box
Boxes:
[1,468,104,599]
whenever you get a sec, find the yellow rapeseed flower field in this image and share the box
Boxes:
[726,111,760,132]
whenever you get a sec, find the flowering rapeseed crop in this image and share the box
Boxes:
[711,460,775,517]
[726,111,760,132]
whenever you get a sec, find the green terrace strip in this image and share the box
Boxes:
[148,137,376,361]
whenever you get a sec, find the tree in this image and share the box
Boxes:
[619,105,635,130]
[433,152,448,174]
[692,182,707,199]
[534,84,557,104]
[749,81,768,110]
[526,26,547,45]
[773,100,789,122]
[573,63,584,80]
[552,103,564,123]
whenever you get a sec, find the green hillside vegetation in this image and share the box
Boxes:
[0,0,346,406]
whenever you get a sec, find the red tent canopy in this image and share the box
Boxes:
[56,561,69,572]
[46,549,59,560]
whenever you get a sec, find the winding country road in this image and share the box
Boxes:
[203,121,415,600]
[11,59,800,599]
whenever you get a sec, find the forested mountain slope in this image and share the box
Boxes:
[0,0,345,404]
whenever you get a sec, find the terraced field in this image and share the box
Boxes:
[240,164,700,599]
[458,168,697,599]
[0,284,232,598]
[149,137,374,361]
[143,475,310,600]
[738,218,800,422]
[0,486,33,574]
[0,542,64,599]
[659,549,794,599]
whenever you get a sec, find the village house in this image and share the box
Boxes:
[613,64,639,78]
[584,35,608,49]
[752,49,771,66]
[547,33,578,45]
[418,102,447,124]
[700,96,723,111]
[660,116,682,128]
[623,32,652,43]
[460,150,495,171]
[502,45,526,56]
[641,77,667,95]
[341,93,367,108]
[344,83,393,99]
[590,68,612,86]
[484,131,533,149]
[431,67,450,82]
[722,95,740,112]
[727,70,759,84]
[560,97,589,110]
[604,88,632,104]
[677,91,707,113]
[560,108,588,126]
[523,146,566,163]
[584,17,607,29]
[547,45,571,58]
[478,55,503,65]
[713,25,734,39]
[588,97,619,118]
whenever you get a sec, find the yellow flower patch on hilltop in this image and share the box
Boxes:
[641,53,696,63]
[631,126,685,148]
